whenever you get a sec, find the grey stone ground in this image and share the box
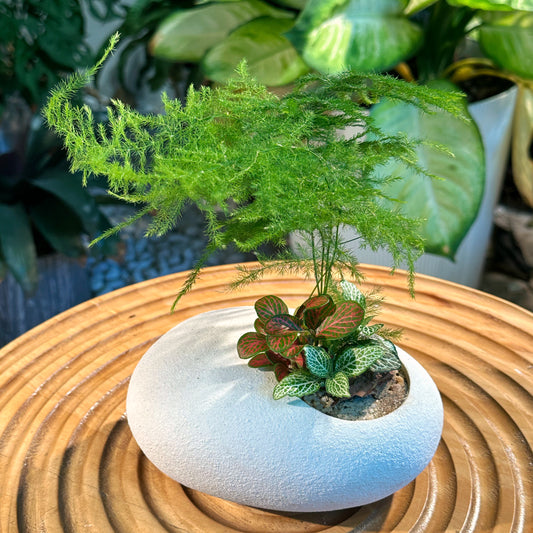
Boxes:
[87,204,533,313]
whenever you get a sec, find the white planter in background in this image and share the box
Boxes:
[127,307,443,512]
[327,87,517,288]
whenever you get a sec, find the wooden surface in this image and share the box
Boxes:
[0,263,532,532]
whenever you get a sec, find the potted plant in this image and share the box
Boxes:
[0,0,122,345]
[116,0,532,286]
[45,36,466,511]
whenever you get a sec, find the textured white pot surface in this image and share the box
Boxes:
[127,307,444,512]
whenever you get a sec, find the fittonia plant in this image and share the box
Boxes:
[45,35,469,400]
[238,281,402,400]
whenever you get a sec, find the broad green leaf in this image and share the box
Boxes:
[405,0,438,15]
[0,203,38,293]
[29,198,85,257]
[316,301,364,339]
[448,0,532,11]
[479,12,533,79]
[512,84,533,207]
[370,80,485,258]
[264,314,302,335]
[202,17,309,86]
[150,0,290,62]
[325,371,351,398]
[304,345,333,377]
[255,295,289,322]
[267,332,299,352]
[33,171,101,234]
[340,280,366,309]
[338,341,385,377]
[287,0,423,73]
[237,332,268,358]
[273,371,322,399]
[248,353,274,368]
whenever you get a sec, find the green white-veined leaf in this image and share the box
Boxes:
[369,79,485,258]
[304,345,333,377]
[203,16,309,86]
[479,12,533,79]
[359,323,384,337]
[287,0,423,73]
[267,332,299,353]
[0,203,38,293]
[150,0,291,62]
[325,371,351,398]
[339,280,366,309]
[273,371,323,399]
[336,341,386,377]
[255,295,289,322]
[316,301,364,339]
[369,345,402,372]
[237,332,268,359]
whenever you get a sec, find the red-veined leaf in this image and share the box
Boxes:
[266,350,291,365]
[254,318,266,334]
[237,332,267,359]
[302,295,335,330]
[316,301,364,339]
[267,332,298,353]
[286,343,304,359]
[264,314,302,335]
[255,295,288,322]
[274,363,290,382]
[294,352,305,368]
[248,353,273,368]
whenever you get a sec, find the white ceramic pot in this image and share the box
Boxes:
[127,307,443,512]
[328,87,517,288]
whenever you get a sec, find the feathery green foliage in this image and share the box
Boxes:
[45,34,467,306]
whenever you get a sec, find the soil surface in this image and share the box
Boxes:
[302,369,409,421]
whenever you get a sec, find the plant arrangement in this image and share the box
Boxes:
[45,35,468,401]
[113,0,533,260]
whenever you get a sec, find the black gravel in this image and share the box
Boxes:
[86,205,256,297]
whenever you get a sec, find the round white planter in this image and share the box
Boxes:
[127,307,443,512]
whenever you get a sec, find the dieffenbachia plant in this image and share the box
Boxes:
[238,281,401,400]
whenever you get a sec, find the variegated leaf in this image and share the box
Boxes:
[296,295,335,329]
[334,346,359,375]
[359,323,383,337]
[264,314,302,335]
[338,341,386,377]
[274,362,291,382]
[273,371,322,399]
[237,332,268,359]
[304,345,333,378]
[267,332,299,353]
[286,343,304,359]
[370,340,402,372]
[340,280,366,309]
[254,318,266,335]
[325,371,351,398]
[316,301,364,339]
[255,295,289,322]
[248,353,273,368]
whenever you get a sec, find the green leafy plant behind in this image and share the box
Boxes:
[238,281,402,400]
[45,35,467,306]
